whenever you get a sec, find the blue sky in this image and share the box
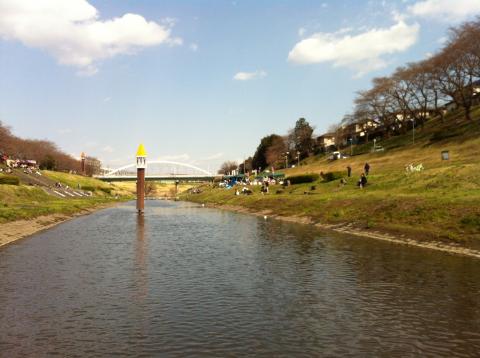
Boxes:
[1,0,479,171]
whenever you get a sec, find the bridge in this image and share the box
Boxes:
[95,160,217,182]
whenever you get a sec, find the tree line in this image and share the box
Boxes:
[341,18,480,138]
[218,18,480,175]
[218,117,316,174]
[0,121,99,174]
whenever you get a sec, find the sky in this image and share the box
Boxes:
[1,0,480,172]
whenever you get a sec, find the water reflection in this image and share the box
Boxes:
[0,200,479,357]
[134,214,148,302]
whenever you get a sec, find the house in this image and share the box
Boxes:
[316,133,336,152]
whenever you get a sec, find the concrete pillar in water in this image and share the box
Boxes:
[136,144,147,214]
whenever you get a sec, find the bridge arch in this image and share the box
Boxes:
[104,160,213,177]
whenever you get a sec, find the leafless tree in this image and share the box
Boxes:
[218,161,238,175]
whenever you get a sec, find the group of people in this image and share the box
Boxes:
[345,162,370,189]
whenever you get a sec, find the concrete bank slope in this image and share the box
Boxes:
[194,200,480,259]
[0,202,120,248]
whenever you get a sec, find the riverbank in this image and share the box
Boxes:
[199,203,480,259]
[0,201,122,248]
[0,170,135,247]
[182,116,480,258]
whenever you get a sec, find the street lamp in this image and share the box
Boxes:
[284,151,290,169]
[349,138,353,156]
[296,151,300,167]
[411,118,415,144]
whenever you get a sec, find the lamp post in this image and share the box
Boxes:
[296,151,300,167]
[136,144,147,214]
[80,152,86,175]
[411,118,415,144]
[284,151,290,169]
[349,138,353,156]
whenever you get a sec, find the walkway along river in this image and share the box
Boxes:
[0,201,479,356]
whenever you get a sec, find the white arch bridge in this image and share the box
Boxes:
[95,160,216,182]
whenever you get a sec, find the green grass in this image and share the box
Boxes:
[182,107,480,243]
[0,184,130,223]
[0,171,134,223]
[44,171,110,191]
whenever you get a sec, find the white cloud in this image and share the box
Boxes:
[298,27,307,37]
[57,128,72,134]
[0,0,182,75]
[201,152,223,161]
[159,153,190,161]
[189,43,198,52]
[288,20,419,77]
[409,0,480,22]
[102,145,114,153]
[233,70,267,81]
[437,36,448,44]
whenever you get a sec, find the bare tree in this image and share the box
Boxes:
[266,136,287,168]
[218,161,238,175]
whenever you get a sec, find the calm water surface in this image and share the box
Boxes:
[0,201,479,357]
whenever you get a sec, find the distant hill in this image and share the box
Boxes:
[0,121,80,171]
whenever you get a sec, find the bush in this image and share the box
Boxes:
[98,187,112,194]
[287,174,319,184]
[321,171,344,182]
[0,175,20,185]
[82,185,96,192]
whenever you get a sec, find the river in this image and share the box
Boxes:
[0,201,479,357]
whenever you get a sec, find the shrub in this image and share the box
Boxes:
[0,175,20,185]
[321,171,344,182]
[82,185,96,192]
[287,173,319,184]
[98,187,112,194]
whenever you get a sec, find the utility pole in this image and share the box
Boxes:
[412,119,415,144]
[284,151,289,169]
[136,144,147,214]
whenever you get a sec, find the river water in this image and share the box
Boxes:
[0,201,479,357]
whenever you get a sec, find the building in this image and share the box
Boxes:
[316,133,336,152]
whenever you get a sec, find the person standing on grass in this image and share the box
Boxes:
[364,162,370,176]
[347,166,352,177]
[358,173,367,188]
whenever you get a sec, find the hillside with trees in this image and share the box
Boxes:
[221,18,480,174]
[0,121,100,174]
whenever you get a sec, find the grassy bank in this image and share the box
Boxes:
[0,171,134,223]
[182,109,480,246]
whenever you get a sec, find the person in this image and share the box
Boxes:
[358,173,367,188]
[346,166,351,177]
[364,162,370,176]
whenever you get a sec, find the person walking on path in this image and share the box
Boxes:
[347,166,352,177]
[364,162,370,176]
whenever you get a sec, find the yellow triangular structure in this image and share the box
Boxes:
[136,144,147,157]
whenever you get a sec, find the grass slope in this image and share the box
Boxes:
[183,108,480,243]
[0,171,134,223]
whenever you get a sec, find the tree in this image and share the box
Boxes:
[40,155,56,170]
[290,118,314,159]
[217,161,238,175]
[252,134,283,171]
[265,136,287,168]
[238,156,253,174]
